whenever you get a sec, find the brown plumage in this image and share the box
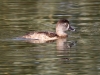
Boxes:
[37,32,58,37]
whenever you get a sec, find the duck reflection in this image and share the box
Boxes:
[56,38,76,62]
[22,37,76,62]
[56,38,69,50]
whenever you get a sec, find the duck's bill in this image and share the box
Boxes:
[69,26,75,31]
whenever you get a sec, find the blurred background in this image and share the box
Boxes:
[0,0,100,75]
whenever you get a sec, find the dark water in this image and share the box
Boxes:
[0,0,100,75]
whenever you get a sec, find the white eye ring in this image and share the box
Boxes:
[66,24,69,30]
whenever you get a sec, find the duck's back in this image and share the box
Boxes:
[22,31,58,40]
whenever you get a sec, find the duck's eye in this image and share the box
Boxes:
[63,23,68,27]
[63,23,67,26]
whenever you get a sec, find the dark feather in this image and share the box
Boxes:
[37,31,58,37]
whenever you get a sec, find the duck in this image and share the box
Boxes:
[21,19,75,41]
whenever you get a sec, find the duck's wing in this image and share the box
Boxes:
[37,31,58,37]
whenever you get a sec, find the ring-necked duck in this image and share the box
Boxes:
[22,19,75,41]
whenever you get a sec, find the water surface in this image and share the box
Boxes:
[0,0,100,75]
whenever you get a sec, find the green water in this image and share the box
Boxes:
[0,0,100,75]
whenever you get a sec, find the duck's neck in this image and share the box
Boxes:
[56,30,67,37]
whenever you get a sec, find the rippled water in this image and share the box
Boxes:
[0,0,100,75]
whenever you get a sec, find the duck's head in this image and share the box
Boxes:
[56,19,75,37]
